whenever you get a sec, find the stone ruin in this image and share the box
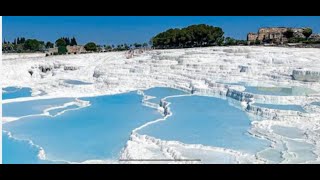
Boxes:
[247,27,309,44]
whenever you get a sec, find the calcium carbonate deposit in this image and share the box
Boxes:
[2,46,320,164]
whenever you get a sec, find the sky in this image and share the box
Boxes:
[3,16,320,45]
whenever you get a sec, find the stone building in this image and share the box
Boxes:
[46,47,58,56]
[247,27,308,44]
[45,45,87,56]
[247,33,258,43]
[66,45,86,54]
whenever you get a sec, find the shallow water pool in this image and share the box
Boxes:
[3,98,74,118]
[143,87,187,104]
[138,95,270,154]
[245,86,316,96]
[64,80,92,85]
[47,104,80,116]
[3,92,162,163]
[272,125,305,139]
[3,87,32,100]
[2,132,42,164]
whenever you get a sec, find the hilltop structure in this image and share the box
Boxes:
[247,27,309,44]
[66,45,87,54]
[46,45,87,56]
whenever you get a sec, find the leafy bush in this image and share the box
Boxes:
[254,40,261,45]
[284,29,294,39]
[303,28,312,38]
[288,37,305,43]
[46,41,54,48]
[84,42,97,52]
[224,37,236,45]
[23,39,41,51]
[58,46,68,54]
[302,40,320,44]
[55,38,67,47]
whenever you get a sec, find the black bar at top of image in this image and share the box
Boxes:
[0,0,320,16]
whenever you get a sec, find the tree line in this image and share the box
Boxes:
[2,37,79,53]
[3,24,254,53]
[151,24,226,49]
[59,37,78,46]
[3,37,47,52]
[151,24,249,48]
[3,36,149,54]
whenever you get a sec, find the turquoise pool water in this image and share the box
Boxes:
[217,81,246,86]
[64,80,92,85]
[3,98,74,117]
[47,104,80,116]
[3,132,42,164]
[245,86,316,96]
[272,125,305,139]
[143,87,187,104]
[3,92,162,163]
[3,87,276,164]
[311,102,320,106]
[3,87,32,100]
[138,95,270,154]
[253,103,306,113]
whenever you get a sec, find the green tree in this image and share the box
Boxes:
[58,46,68,54]
[142,43,148,47]
[105,45,112,51]
[84,42,97,52]
[152,24,224,49]
[134,43,142,48]
[225,37,236,46]
[55,38,68,54]
[284,29,294,39]
[45,41,54,48]
[236,40,247,45]
[17,37,25,44]
[288,37,305,43]
[55,38,67,47]
[65,37,70,45]
[23,39,41,51]
[70,37,77,46]
[303,28,312,39]
[254,40,261,45]
[20,37,26,44]
[124,43,130,50]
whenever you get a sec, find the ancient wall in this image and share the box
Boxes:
[47,47,58,55]
[247,27,308,44]
[67,45,86,54]
[257,27,288,41]
[247,33,258,42]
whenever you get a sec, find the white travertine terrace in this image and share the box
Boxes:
[2,46,320,164]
